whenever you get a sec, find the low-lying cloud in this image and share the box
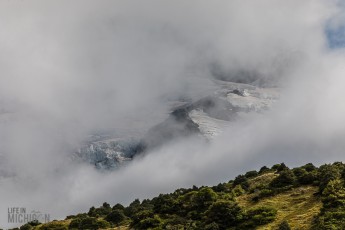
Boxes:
[1,0,345,227]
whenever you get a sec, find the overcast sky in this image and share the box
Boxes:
[1,0,345,227]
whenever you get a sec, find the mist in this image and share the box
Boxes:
[1,0,345,227]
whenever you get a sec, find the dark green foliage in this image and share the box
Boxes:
[278,220,291,230]
[277,163,289,172]
[192,187,218,212]
[322,179,345,208]
[293,167,318,185]
[68,218,81,229]
[105,209,127,224]
[245,206,277,226]
[134,215,161,229]
[204,222,220,230]
[245,170,258,178]
[312,162,345,229]
[19,220,41,230]
[233,174,250,191]
[78,217,110,229]
[271,164,281,170]
[205,200,243,229]
[270,170,295,188]
[259,166,270,174]
[318,164,341,193]
[124,199,142,217]
[19,224,32,230]
[162,215,189,229]
[87,202,112,217]
[130,210,162,229]
[302,163,316,172]
[212,183,230,193]
[152,194,178,214]
[28,220,41,226]
[112,203,125,211]
[66,213,87,220]
[131,209,154,227]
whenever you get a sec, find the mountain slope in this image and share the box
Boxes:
[75,80,279,170]
[13,161,345,230]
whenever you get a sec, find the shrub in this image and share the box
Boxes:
[232,185,245,197]
[302,163,316,172]
[204,222,220,230]
[276,163,289,172]
[245,170,258,178]
[68,218,81,229]
[278,220,291,230]
[233,175,250,191]
[246,206,277,226]
[112,203,125,211]
[205,200,243,229]
[136,215,161,229]
[259,166,270,174]
[19,224,32,230]
[318,164,341,193]
[322,179,345,209]
[270,170,295,188]
[105,209,127,224]
[78,217,110,229]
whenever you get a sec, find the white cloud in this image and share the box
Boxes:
[0,0,344,227]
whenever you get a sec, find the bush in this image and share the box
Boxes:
[192,188,218,211]
[19,224,32,230]
[270,170,295,188]
[276,163,289,172]
[233,175,250,191]
[78,217,110,229]
[68,218,82,229]
[205,200,243,229]
[232,185,245,197]
[252,189,275,201]
[152,194,178,214]
[124,199,142,217]
[259,166,270,174]
[112,203,125,211]
[302,163,316,172]
[278,220,291,230]
[136,215,161,229]
[246,206,277,226]
[105,209,127,224]
[204,222,220,230]
[245,170,258,178]
[322,179,345,209]
[318,164,341,193]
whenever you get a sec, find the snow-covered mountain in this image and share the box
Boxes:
[75,79,279,170]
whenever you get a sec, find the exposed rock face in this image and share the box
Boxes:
[75,80,279,169]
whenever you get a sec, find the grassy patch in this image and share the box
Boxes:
[237,185,322,229]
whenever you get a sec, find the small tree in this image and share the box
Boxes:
[259,166,270,174]
[205,200,243,229]
[270,170,295,188]
[105,209,127,225]
[233,175,250,191]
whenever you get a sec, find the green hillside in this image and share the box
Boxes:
[10,162,345,230]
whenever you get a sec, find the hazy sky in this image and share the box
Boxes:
[1,0,345,227]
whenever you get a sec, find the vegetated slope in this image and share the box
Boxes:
[12,162,345,230]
